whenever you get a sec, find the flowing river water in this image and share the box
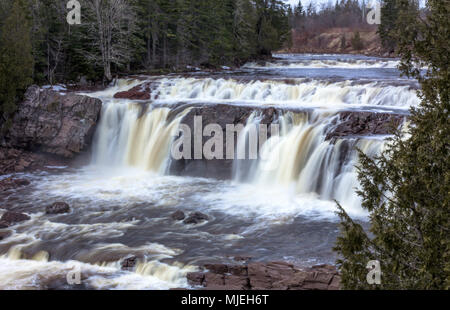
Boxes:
[0,54,419,289]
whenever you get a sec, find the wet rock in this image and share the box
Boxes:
[187,272,205,286]
[0,221,9,229]
[188,261,340,290]
[171,210,186,221]
[327,112,405,140]
[0,211,30,225]
[204,264,229,274]
[0,231,12,240]
[0,177,31,191]
[5,85,102,158]
[46,202,71,215]
[121,256,138,271]
[224,275,250,290]
[183,212,209,225]
[114,83,152,100]
[0,147,69,175]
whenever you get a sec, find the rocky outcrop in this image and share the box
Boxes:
[168,104,279,180]
[114,82,154,100]
[327,111,405,141]
[166,103,405,180]
[187,262,341,290]
[5,85,102,158]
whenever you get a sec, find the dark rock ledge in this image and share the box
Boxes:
[187,262,341,290]
[0,85,102,175]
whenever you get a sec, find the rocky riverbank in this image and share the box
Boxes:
[187,261,341,290]
[0,85,102,175]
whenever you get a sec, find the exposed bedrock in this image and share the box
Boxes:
[5,85,102,159]
[167,103,278,180]
[187,262,341,290]
[166,103,406,180]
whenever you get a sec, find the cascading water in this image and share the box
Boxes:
[0,54,421,289]
[233,111,385,214]
[92,102,189,173]
[152,77,419,110]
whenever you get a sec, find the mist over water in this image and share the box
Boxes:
[0,54,418,289]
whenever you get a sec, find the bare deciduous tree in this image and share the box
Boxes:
[82,0,137,81]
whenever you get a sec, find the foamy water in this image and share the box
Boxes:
[0,54,417,289]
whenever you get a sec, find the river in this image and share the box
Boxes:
[0,54,419,290]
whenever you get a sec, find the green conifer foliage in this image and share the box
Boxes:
[0,0,34,131]
[335,0,449,290]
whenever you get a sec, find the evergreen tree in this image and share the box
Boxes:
[351,31,364,50]
[335,0,449,290]
[378,0,400,53]
[0,0,34,131]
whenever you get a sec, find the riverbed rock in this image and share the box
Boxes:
[171,210,186,221]
[0,177,30,191]
[0,147,68,175]
[0,211,30,226]
[183,212,209,225]
[5,85,102,158]
[46,202,71,215]
[187,262,341,290]
[114,82,152,100]
[121,256,138,271]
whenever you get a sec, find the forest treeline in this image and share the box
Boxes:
[288,0,373,33]
[0,0,290,85]
[0,0,290,126]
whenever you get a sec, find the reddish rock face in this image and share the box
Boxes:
[5,86,102,158]
[187,262,341,290]
[114,83,152,100]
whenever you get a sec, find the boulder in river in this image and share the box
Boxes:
[171,210,186,221]
[0,211,31,226]
[183,212,209,225]
[121,256,138,271]
[46,202,71,215]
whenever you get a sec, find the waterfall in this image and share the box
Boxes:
[90,77,401,212]
[153,77,419,109]
[234,111,385,212]
[92,102,188,173]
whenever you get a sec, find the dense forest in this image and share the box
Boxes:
[288,0,372,33]
[0,0,290,85]
[0,0,290,129]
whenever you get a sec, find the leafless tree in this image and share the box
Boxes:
[82,0,137,81]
